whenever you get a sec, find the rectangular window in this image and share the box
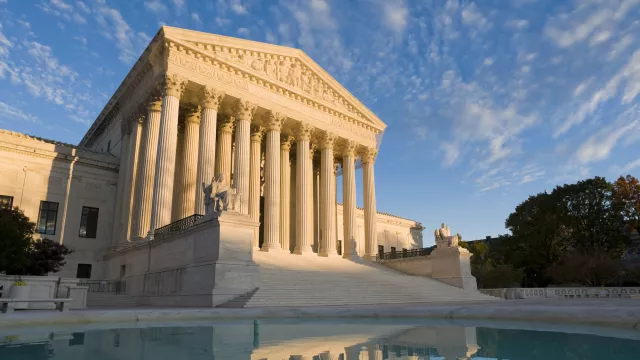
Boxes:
[0,195,13,209]
[79,206,99,238]
[37,201,59,235]
[76,264,92,279]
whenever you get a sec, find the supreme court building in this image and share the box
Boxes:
[0,27,423,280]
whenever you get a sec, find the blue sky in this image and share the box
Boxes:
[1,0,639,245]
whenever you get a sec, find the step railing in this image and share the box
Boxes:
[376,247,434,261]
[79,280,127,294]
[153,214,204,240]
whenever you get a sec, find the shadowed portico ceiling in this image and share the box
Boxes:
[80,26,386,148]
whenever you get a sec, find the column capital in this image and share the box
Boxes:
[264,110,286,132]
[250,125,265,142]
[319,131,337,150]
[147,96,163,112]
[162,73,187,98]
[281,135,295,151]
[342,140,358,157]
[185,105,201,124]
[201,86,225,109]
[233,99,257,121]
[218,114,236,134]
[360,147,377,163]
[294,123,314,141]
[309,143,317,160]
[333,158,341,176]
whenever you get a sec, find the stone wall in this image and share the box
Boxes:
[105,212,259,307]
[480,287,640,299]
[0,130,119,280]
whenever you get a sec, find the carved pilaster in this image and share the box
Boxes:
[162,73,187,98]
[201,86,225,109]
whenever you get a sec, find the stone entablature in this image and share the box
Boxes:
[80,26,385,150]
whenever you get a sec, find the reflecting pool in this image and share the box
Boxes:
[1,319,639,359]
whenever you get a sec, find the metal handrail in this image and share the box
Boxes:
[153,214,204,240]
[78,280,126,294]
[376,247,433,261]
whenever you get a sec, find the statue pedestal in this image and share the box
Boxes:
[429,247,477,291]
[208,212,260,306]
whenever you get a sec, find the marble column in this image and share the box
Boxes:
[342,140,358,258]
[215,114,235,185]
[111,120,130,245]
[319,132,338,256]
[120,113,143,241]
[233,99,257,215]
[149,74,187,236]
[131,97,162,239]
[194,87,224,214]
[280,135,294,252]
[249,124,265,249]
[174,106,201,220]
[361,147,378,259]
[261,111,286,252]
[293,123,314,254]
[309,144,317,252]
[171,121,185,221]
[333,159,340,254]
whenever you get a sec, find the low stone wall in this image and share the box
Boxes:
[379,247,477,291]
[0,276,87,309]
[480,287,640,300]
[105,212,259,307]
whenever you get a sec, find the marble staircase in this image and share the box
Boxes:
[234,251,498,308]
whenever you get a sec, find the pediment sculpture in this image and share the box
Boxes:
[434,223,461,249]
[203,174,240,217]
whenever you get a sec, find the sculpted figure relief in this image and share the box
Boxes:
[434,223,461,249]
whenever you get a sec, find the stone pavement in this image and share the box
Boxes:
[1,299,639,331]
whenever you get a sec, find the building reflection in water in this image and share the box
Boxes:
[1,319,640,360]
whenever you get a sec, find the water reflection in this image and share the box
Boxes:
[1,319,639,360]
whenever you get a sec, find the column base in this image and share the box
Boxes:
[363,254,378,261]
[260,243,284,252]
[318,250,340,257]
[342,253,360,259]
[292,247,315,256]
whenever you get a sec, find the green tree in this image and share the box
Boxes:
[505,191,570,286]
[0,207,73,276]
[556,177,628,256]
[461,238,524,288]
[0,207,34,274]
[23,239,73,276]
[612,175,640,232]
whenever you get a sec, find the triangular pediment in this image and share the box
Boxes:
[161,26,386,131]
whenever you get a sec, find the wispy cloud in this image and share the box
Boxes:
[0,101,39,123]
[92,0,150,64]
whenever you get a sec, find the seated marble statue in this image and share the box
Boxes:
[434,223,461,249]
[202,174,239,216]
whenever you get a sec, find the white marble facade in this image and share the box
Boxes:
[0,27,423,280]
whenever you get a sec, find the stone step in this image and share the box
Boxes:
[245,252,498,308]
